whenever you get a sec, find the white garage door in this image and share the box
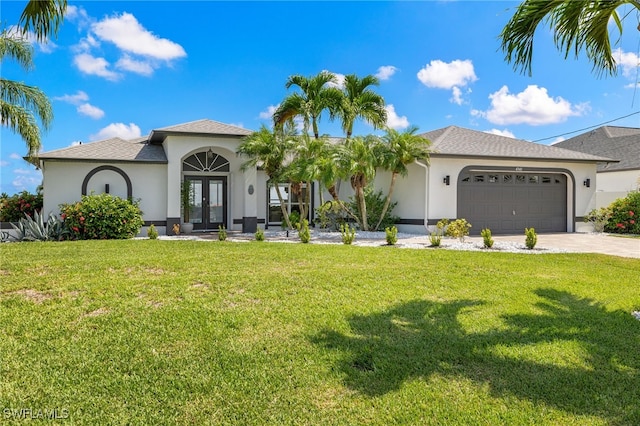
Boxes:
[457,172,567,235]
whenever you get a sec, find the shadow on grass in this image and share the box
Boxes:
[312,289,640,423]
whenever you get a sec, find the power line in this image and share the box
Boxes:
[532,110,640,143]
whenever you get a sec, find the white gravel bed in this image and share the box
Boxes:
[224,230,571,254]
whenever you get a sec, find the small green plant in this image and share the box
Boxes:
[297,219,310,243]
[603,191,639,234]
[255,228,265,241]
[429,229,442,247]
[525,227,537,249]
[385,226,398,245]
[481,228,494,248]
[218,225,227,241]
[446,218,472,242]
[315,201,346,230]
[340,223,356,245]
[147,224,159,240]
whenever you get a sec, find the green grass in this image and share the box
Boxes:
[1,240,639,425]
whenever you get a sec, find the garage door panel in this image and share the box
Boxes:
[458,172,567,235]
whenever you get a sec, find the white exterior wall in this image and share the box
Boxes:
[163,135,254,231]
[42,161,167,221]
[595,170,640,208]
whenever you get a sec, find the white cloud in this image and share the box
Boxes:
[613,48,640,79]
[115,55,154,76]
[551,137,566,145]
[6,25,57,53]
[417,59,477,89]
[12,169,42,192]
[73,53,121,81]
[376,65,397,81]
[229,122,245,129]
[385,104,409,130]
[92,13,186,61]
[0,160,9,167]
[473,85,586,126]
[54,91,89,105]
[484,128,516,138]
[450,87,463,105]
[70,141,83,147]
[77,103,105,119]
[259,105,279,120]
[66,5,92,28]
[90,123,141,141]
[9,153,22,160]
[324,70,346,89]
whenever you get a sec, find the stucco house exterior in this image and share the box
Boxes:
[37,119,614,236]
[554,126,640,208]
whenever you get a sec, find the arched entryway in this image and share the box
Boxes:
[183,151,229,230]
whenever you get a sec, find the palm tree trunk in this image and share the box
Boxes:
[374,172,398,231]
[356,183,368,231]
[274,184,292,230]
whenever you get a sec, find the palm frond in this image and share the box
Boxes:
[19,0,68,43]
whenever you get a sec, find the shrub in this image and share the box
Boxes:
[218,225,227,241]
[286,210,301,230]
[298,219,311,243]
[147,224,159,240]
[525,227,537,249]
[385,226,398,245]
[349,188,398,231]
[340,223,356,245]
[10,211,65,242]
[255,228,265,241]
[481,228,494,248]
[60,194,143,240]
[604,191,640,234]
[0,191,43,222]
[315,201,346,230]
[446,218,472,242]
[584,207,612,232]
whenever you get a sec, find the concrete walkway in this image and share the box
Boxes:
[462,233,640,259]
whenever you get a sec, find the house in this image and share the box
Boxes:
[37,119,614,236]
[554,126,640,208]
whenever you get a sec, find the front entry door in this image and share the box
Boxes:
[186,176,227,230]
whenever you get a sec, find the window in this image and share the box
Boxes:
[516,174,526,184]
[473,175,485,183]
[528,175,539,184]
[503,174,513,183]
[488,174,499,183]
[268,183,309,225]
[542,176,551,184]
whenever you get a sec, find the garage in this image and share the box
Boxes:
[457,170,567,235]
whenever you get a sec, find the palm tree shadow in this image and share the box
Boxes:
[311,289,640,423]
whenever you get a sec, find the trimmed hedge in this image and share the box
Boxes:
[0,191,43,222]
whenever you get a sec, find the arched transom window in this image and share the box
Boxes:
[182,151,230,172]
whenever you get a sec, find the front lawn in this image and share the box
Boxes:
[1,240,638,425]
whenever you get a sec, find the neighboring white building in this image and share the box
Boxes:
[37,119,614,236]
[555,126,639,208]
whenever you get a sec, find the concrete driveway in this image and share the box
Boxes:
[464,233,640,259]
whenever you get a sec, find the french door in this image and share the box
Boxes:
[186,176,227,230]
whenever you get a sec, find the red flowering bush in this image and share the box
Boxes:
[604,191,640,234]
[0,191,43,222]
[59,193,144,239]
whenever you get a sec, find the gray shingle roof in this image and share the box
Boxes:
[38,137,167,163]
[554,126,640,172]
[149,119,252,143]
[420,126,616,163]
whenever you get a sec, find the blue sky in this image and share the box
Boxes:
[2,0,640,195]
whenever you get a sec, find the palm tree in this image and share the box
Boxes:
[338,74,387,140]
[500,0,634,76]
[19,0,68,43]
[0,30,53,164]
[273,71,343,139]
[237,124,295,229]
[338,135,383,231]
[374,126,431,230]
